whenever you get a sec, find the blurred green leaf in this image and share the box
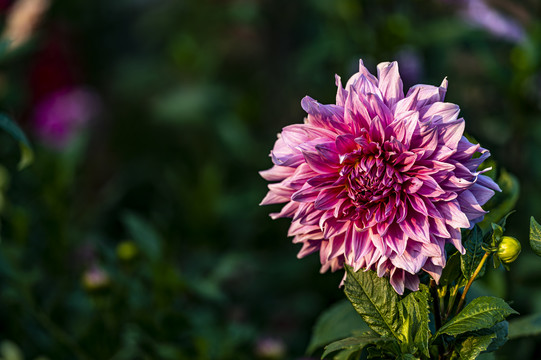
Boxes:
[0,114,33,170]
[508,313,541,339]
[121,212,162,262]
[307,299,371,354]
[530,216,541,257]
[0,340,23,360]
[321,335,388,359]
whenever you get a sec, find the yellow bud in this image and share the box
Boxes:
[116,240,138,261]
[497,236,521,264]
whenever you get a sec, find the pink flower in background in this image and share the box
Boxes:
[260,60,499,294]
[33,86,101,149]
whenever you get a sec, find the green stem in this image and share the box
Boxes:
[455,251,490,315]
[443,283,460,322]
[430,279,445,359]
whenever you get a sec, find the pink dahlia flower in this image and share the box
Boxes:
[260,60,500,294]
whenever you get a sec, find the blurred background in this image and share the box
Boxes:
[0,0,540,359]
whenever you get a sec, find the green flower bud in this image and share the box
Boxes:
[497,236,521,263]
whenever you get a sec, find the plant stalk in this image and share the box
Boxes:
[455,251,490,315]
[430,279,445,360]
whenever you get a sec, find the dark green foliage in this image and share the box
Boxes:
[435,297,517,337]
[307,300,371,354]
[461,226,486,280]
[344,266,401,340]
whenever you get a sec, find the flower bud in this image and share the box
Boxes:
[82,266,110,292]
[497,236,521,263]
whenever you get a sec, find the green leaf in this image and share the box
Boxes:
[440,251,462,288]
[398,284,430,357]
[458,321,509,354]
[435,296,518,337]
[344,266,400,340]
[508,312,541,339]
[529,217,541,257]
[0,340,24,360]
[484,321,509,352]
[122,212,162,261]
[461,225,486,280]
[497,210,515,231]
[456,333,496,360]
[307,299,371,354]
[396,355,417,360]
[0,114,33,170]
[321,335,385,359]
[330,347,361,360]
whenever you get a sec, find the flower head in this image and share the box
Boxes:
[260,60,500,294]
[33,86,101,149]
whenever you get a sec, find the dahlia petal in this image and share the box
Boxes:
[430,217,451,238]
[267,182,295,198]
[307,173,339,187]
[335,134,358,154]
[438,119,465,149]
[377,61,404,108]
[399,211,430,244]
[315,142,340,163]
[291,185,319,203]
[422,259,443,283]
[447,227,465,254]
[259,165,295,181]
[315,186,343,210]
[327,233,346,260]
[416,176,446,197]
[408,195,428,216]
[323,218,344,237]
[270,201,299,219]
[346,87,372,130]
[476,174,501,192]
[366,93,393,126]
[437,200,471,229]
[357,75,384,100]
[385,223,408,255]
[457,189,488,222]
[389,268,405,295]
[288,220,319,236]
[404,177,423,194]
[404,272,420,291]
[302,151,339,174]
[421,102,460,124]
[394,86,421,114]
[346,59,379,91]
[293,230,324,243]
[469,181,496,206]
[391,247,426,275]
[298,240,321,258]
[260,191,289,205]
[406,80,447,109]
[335,74,348,107]
[390,110,418,146]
